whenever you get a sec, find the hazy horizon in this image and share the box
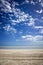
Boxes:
[0,46,43,49]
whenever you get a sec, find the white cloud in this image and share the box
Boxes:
[22,35,33,41]
[28,17,35,26]
[3,24,17,33]
[0,0,20,13]
[0,0,12,12]
[12,6,28,20]
[8,14,14,17]
[34,26,43,29]
[41,17,43,19]
[24,17,35,26]
[19,31,23,34]
[40,0,43,7]
[20,0,29,5]
[31,1,35,5]
[18,13,28,22]
[39,29,43,34]
[10,28,17,33]
[21,35,43,41]
[0,0,29,24]
[39,0,41,2]
[0,0,43,35]
[21,0,35,5]
[25,0,29,3]
[11,20,20,23]
[36,9,43,13]
[3,24,11,31]
[34,35,43,41]
[41,2,43,7]
[11,22,17,25]
[10,10,29,24]
[12,1,19,7]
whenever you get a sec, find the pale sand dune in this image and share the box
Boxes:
[0,49,43,65]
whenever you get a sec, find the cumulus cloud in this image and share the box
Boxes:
[36,9,43,14]
[21,35,43,41]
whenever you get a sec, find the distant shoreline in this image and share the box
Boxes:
[0,46,43,49]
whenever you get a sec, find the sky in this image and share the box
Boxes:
[0,0,43,46]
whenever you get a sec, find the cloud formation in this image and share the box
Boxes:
[0,0,43,43]
[3,24,17,33]
[22,35,43,41]
[36,9,43,14]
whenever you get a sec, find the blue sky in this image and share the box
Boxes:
[0,0,43,46]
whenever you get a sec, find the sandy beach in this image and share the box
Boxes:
[0,49,43,65]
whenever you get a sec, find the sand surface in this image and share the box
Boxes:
[0,49,43,65]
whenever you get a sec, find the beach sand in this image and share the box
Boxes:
[0,49,43,65]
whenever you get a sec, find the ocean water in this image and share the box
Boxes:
[0,46,43,49]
